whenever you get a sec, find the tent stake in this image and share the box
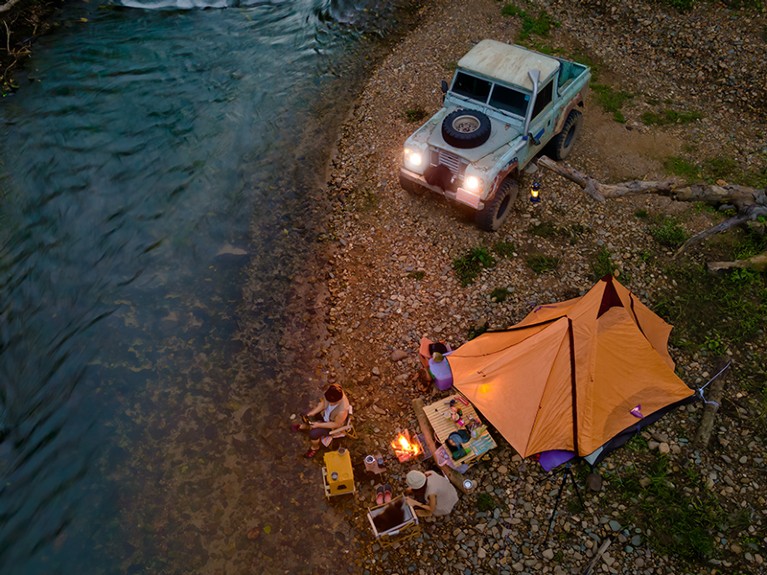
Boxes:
[582,538,611,575]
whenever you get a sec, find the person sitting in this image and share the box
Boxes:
[291,383,351,459]
[404,469,459,518]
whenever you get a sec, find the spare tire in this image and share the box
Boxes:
[441,109,491,149]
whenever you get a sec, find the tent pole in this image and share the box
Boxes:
[541,462,586,544]
[543,466,569,542]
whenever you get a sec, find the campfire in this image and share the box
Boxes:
[391,430,422,463]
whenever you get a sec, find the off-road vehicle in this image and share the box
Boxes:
[400,39,591,231]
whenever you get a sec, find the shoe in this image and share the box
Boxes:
[304,448,319,459]
[290,423,301,432]
[383,483,392,503]
[375,484,385,505]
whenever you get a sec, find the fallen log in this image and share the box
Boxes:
[707,252,767,273]
[412,398,469,494]
[536,155,767,256]
[536,156,676,200]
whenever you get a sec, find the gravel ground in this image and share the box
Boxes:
[309,1,767,574]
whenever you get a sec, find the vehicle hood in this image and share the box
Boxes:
[422,107,526,162]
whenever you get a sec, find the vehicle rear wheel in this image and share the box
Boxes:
[549,110,583,160]
[476,178,518,231]
[442,109,492,149]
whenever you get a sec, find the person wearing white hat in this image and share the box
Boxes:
[404,469,459,517]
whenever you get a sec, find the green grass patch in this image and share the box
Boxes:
[404,107,427,123]
[641,108,702,126]
[590,247,617,280]
[490,287,511,302]
[663,156,700,181]
[493,240,517,258]
[659,0,696,11]
[702,156,739,182]
[526,253,560,274]
[649,215,688,249]
[527,221,586,245]
[351,187,380,212]
[501,3,559,41]
[634,208,650,219]
[407,270,426,281]
[654,258,767,351]
[591,83,632,123]
[475,492,498,512]
[529,220,559,238]
[608,455,723,561]
[453,247,496,286]
[663,154,767,187]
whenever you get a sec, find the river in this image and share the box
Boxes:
[0,0,418,573]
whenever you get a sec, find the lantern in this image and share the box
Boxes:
[530,179,541,204]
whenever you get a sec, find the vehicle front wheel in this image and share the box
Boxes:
[549,110,583,161]
[400,172,426,196]
[476,178,518,231]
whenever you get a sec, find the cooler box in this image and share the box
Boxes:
[322,448,355,498]
[428,356,453,390]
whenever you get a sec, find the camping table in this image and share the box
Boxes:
[423,394,497,467]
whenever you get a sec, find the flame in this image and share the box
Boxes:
[391,431,422,461]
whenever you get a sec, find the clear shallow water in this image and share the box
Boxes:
[0,1,415,572]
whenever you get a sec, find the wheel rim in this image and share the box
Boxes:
[452,115,480,134]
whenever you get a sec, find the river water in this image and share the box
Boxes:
[0,1,416,573]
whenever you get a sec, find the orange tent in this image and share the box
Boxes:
[447,276,694,462]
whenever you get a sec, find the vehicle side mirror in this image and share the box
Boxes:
[440,80,448,94]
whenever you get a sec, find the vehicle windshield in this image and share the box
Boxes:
[489,84,529,118]
[452,71,529,118]
[451,71,491,103]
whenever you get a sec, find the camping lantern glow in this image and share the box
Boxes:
[530,180,541,203]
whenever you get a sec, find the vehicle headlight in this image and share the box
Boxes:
[403,147,424,170]
[463,175,483,193]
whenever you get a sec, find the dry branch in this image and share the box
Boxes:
[0,0,26,15]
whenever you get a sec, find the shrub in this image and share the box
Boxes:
[476,492,497,512]
[649,216,688,248]
[490,287,511,302]
[493,240,517,258]
[405,108,427,123]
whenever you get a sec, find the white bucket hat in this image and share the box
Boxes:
[406,470,426,489]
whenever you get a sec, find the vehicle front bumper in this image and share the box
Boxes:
[399,168,484,210]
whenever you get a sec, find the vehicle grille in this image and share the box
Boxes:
[431,149,467,179]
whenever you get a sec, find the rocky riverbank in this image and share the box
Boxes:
[307,0,767,573]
